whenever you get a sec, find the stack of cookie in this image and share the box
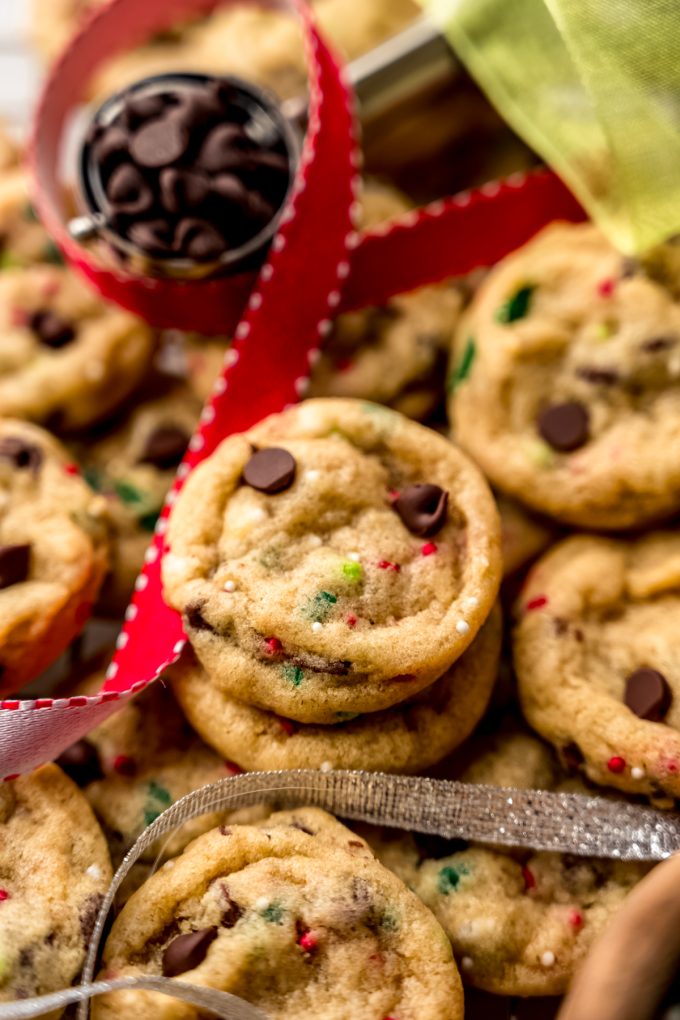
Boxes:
[162,397,503,774]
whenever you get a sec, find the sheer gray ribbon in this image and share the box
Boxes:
[1,768,679,1020]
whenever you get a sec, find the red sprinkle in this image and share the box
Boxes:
[597,278,615,298]
[346,613,358,628]
[521,866,536,892]
[74,601,93,627]
[298,931,318,952]
[421,542,438,557]
[377,560,401,572]
[224,761,243,775]
[607,756,626,774]
[525,595,548,612]
[279,718,296,737]
[336,358,354,373]
[265,637,282,655]
[388,490,400,503]
[63,463,80,476]
[0,889,9,902]
[568,909,584,930]
[112,754,136,777]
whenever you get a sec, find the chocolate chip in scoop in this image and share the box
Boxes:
[537,401,590,452]
[393,484,448,537]
[243,448,296,494]
[0,544,30,589]
[162,927,218,977]
[625,667,672,722]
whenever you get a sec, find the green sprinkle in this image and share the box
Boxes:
[438,865,468,895]
[143,781,172,827]
[23,202,39,223]
[523,438,555,468]
[496,284,534,324]
[341,561,363,583]
[593,320,615,341]
[303,590,338,623]
[139,510,160,532]
[83,466,104,492]
[335,711,357,721]
[115,480,145,505]
[42,240,65,265]
[448,337,476,391]
[0,250,20,270]
[281,664,304,687]
[379,909,399,932]
[261,902,284,924]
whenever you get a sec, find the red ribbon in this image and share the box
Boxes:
[1,0,585,779]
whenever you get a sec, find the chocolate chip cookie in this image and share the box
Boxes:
[169,604,501,773]
[450,222,680,529]
[92,807,463,1020]
[363,728,647,997]
[0,265,155,430]
[514,531,680,802]
[0,419,108,694]
[308,182,463,421]
[163,398,502,723]
[0,764,111,1013]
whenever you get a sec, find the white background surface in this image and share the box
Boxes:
[0,0,41,135]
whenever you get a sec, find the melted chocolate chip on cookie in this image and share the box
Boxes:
[393,484,448,537]
[625,667,672,722]
[162,927,218,976]
[138,424,189,470]
[0,437,43,471]
[0,544,30,588]
[243,447,296,494]
[29,310,75,349]
[537,401,590,452]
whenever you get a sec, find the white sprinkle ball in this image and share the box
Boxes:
[254,896,269,911]
[311,621,323,633]
[631,766,645,780]
[223,580,236,593]
[541,951,556,968]
[456,620,470,636]
[348,552,360,562]
[461,957,474,972]
[86,864,103,881]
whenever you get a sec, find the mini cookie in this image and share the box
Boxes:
[92,807,463,1020]
[0,419,108,694]
[163,398,502,723]
[308,183,463,421]
[169,604,501,773]
[77,384,201,612]
[0,167,58,269]
[0,266,155,430]
[514,531,680,802]
[57,665,242,866]
[450,222,680,529]
[0,764,112,1014]
[363,729,647,997]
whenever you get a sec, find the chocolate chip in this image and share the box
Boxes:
[106,164,153,216]
[130,113,190,169]
[562,742,584,771]
[162,927,218,977]
[196,124,249,174]
[56,739,103,786]
[393,484,448,537]
[92,127,130,178]
[127,219,174,255]
[119,92,167,131]
[0,436,42,471]
[620,256,639,279]
[220,886,244,929]
[79,893,104,944]
[0,544,30,588]
[185,603,214,632]
[138,425,189,470]
[576,366,619,385]
[537,401,590,452]
[212,173,250,206]
[414,833,469,860]
[640,335,677,353]
[159,168,210,214]
[624,667,672,722]
[174,218,225,261]
[29,310,75,349]
[243,447,296,494]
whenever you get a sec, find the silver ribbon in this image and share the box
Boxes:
[1,768,679,1019]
